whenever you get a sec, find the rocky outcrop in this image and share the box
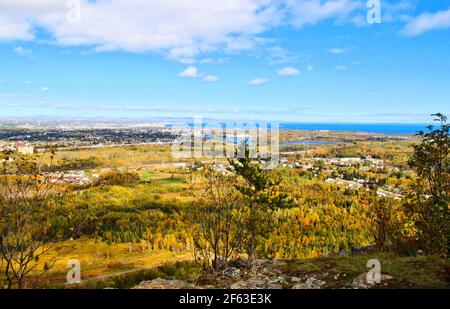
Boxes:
[222,267,241,278]
[349,273,393,289]
[292,276,327,289]
[135,278,193,289]
[134,258,395,289]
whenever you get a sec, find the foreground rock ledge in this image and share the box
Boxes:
[133,259,395,289]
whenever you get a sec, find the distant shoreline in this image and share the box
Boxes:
[0,120,430,135]
[175,122,428,135]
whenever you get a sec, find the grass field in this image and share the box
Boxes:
[30,238,192,288]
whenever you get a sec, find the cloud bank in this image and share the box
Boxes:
[1,1,446,61]
[0,0,380,62]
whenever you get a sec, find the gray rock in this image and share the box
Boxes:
[230,280,249,289]
[223,267,241,278]
[135,278,190,289]
[267,275,279,283]
[230,277,266,289]
[266,282,283,289]
[350,273,393,289]
[292,276,326,289]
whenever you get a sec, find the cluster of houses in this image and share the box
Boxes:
[280,155,404,199]
[325,177,367,188]
[322,156,384,167]
[376,189,403,199]
[171,161,231,174]
[279,156,384,169]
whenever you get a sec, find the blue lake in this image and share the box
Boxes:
[278,123,429,135]
[169,122,430,135]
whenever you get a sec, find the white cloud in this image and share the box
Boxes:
[277,67,300,76]
[199,58,228,64]
[0,0,421,63]
[41,86,50,92]
[335,65,347,71]
[25,80,33,84]
[247,77,268,85]
[285,0,363,28]
[179,66,200,78]
[306,65,314,72]
[382,1,415,23]
[0,17,33,41]
[179,66,219,82]
[199,58,213,64]
[266,46,306,65]
[13,46,31,56]
[402,9,450,36]
[202,75,219,82]
[0,0,372,61]
[327,47,351,54]
[0,0,283,61]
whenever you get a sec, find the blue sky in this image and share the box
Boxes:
[0,0,449,123]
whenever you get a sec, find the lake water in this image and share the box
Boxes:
[278,123,429,135]
[170,122,430,135]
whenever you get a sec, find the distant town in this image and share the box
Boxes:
[0,127,179,150]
